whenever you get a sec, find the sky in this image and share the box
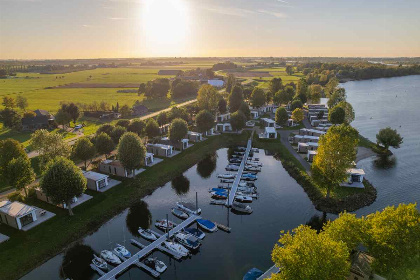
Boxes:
[0,0,419,59]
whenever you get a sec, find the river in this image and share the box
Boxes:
[21,75,420,280]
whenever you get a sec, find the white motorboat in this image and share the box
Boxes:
[155,219,177,231]
[143,257,167,273]
[92,254,108,270]
[163,241,189,257]
[176,202,201,215]
[217,173,236,179]
[237,191,258,198]
[220,178,234,183]
[174,232,201,250]
[237,147,246,151]
[245,166,261,172]
[138,227,157,241]
[114,244,131,259]
[226,165,239,171]
[235,195,253,203]
[100,250,122,265]
[171,208,189,219]
[232,201,253,214]
[183,227,206,239]
[247,161,263,167]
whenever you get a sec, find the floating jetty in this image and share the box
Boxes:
[135,261,160,278]
[90,264,105,276]
[97,215,201,280]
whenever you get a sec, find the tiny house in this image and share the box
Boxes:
[0,201,37,230]
[147,143,174,157]
[83,170,110,190]
[187,131,203,142]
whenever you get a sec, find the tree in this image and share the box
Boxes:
[229,85,243,113]
[291,108,304,123]
[197,84,220,112]
[168,106,189,122]
[138,83,146,95]
[96,124,114,136]
[62,103,80,124]
[144,78,170,99]
[309,84,322,104]
[16,95,28,111]
[268,78,282,94]
[2,96,15,108]
[1,108,22,130]
[243,86,254,100]
[376,127,403,150]
[271,225,350,280]
[239,102,251,120]
[296,78,308,99]
[328,106,346,124]
[156,112,168,126]
[226,74,236,93]
[323,212,364,252]
[55,109,72,129]
[275,107,289,126]
[285,65,294,76]
[311,124,359,198]
[169,118,188,142]
[94,132,115,158]
[364,203,420,271]
[195,110,214,133]
[291,99,303,111]
[117,132,146,177]
[145,118,160,139]
[40,157,87,215]
[110,126,127,144]
[116,119,130,129]
[218,98,227,114]
[250,88,266,108]
[120,104,132,118]
[327,88,346,108]
[230,111,246,131]
[73,137,96,170]
[0,139,26,178]
[336,101,355,124]
[23,111,36,118]
[274,86,294,105]
[128,119,145,136]
[6,157,35,197]
[30,129,72,171]
[294,93,307,104]
[324,77,339,98]
[171,80,199,99]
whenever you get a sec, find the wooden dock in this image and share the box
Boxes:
[97,215,201,280]
[227,137,253,206]
[135,261,160,278]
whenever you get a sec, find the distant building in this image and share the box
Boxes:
[159,137,190,151]
[21,109,55,131]
[341,168,365,188]
[208,79,225,87]
[216,113,231,122]
[83,171,110,190]
[158,70,182,76]
[260,127,277,139]
[147,143,174,157]
[132,104,148,116]
[261,118,276,128]
[98,160,141,179]
[216,123,232,132]
[187,131,203,142]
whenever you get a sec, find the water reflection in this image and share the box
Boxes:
[171,175,190,195]
[196,152,218,179]
[374,155,397,169]
[59,243,95,280]
[305,212,328,233]
[126,200,152,235]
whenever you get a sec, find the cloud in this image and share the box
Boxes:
[109,17,131,20]
[257,9,287,18]
[202,6,255,17]
[277,0,289,3]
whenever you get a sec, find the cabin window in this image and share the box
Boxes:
[20,213,34,227]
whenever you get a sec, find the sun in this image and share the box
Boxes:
[141,0,190,56]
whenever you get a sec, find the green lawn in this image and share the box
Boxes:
[0,133,249,280]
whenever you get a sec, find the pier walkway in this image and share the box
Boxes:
[97,214,201,280]
[227,137,253,206]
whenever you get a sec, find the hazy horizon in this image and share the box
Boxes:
[1,0,419,59]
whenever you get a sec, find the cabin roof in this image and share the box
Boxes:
[0,201,35,217]
[83,170,109,181]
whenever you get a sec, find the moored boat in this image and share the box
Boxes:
[176,202,201,215]
[114,244,131,259]
[235,195,253,203]
[174,232,201,250]
[171,208,189,219]
[144,257,167,273]
[196,219,218,232]
[100,250,121,265]
[138,227,157,241]
[92,254,108,270]
[155,219,177,231]
[163,241,189,257]
[232,201,253,214]
[211,191,228,199]
[217,173,236,179]
[220,178,234,183]
[183,227,206,239]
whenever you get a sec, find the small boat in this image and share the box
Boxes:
[243,267,263,280]
[100,250,122,265]
[247,161,263,167]
[220,178,234,183]
[211,191,228,199]
[237,147,246,151]
[174,232,201,250]
[114,244,131,259]
[229,158,242,163]
[232,201,253,214]
[217,184,232,189]
[143,257,167,273]
[183,227,206,239]
[235,195,253,203]
[242,174,257,181]
[245,166,261,172]
[138,227,157,241]
[234,151,245,155]
[217,173,236,179]
[252,148,259,153]
[237,191,258,198]
[197,219,218,232]
[155,219,177,231]
[163,241,189,257]
[171,208,189,219]
[92,254,108,270]
[210,187,228,192]
[226,165,239,171]
[176,202,201,215]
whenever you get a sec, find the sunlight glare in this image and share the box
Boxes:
[142,0,190,56]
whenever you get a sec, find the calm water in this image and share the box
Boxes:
[344,75,420,215]
[21,148,322,280]
[21,75,420,280]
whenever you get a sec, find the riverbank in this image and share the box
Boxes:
[253,135,377,214]
[0,132,249,280]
